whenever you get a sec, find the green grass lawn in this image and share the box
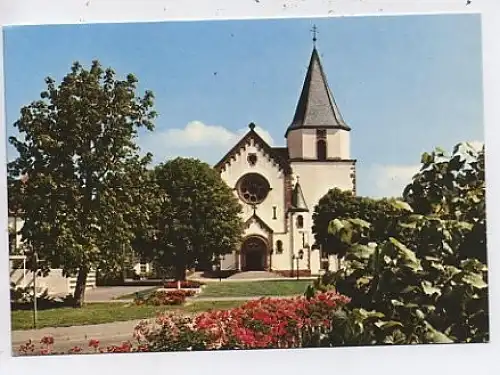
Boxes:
[11,300,244,331]
[199,279,312,298]
[114,287,158,300]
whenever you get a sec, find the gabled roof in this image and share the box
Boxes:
[244,212,274,234]
[214,123,292,174]
[271,147,289,161]
[286,47,350,137]
[289,179,309,212]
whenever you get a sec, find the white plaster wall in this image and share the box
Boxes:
[299,129,317,159]
[286,129,303,159]
[310,250,322,275]
[290,212,314,271]
[269,232,291,270]
[244,218,271,239]
[291,161,355,214]
[220,252,237,270]
[287,128,350,160]
[8,216,25,251]
[327,130,350,159]
[220,138,286,233]
[10,268,96,295]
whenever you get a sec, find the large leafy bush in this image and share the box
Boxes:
[314,142,488,344]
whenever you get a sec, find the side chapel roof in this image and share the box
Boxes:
[289,178,309,212]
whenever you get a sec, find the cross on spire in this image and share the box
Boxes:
[311,25,318,46]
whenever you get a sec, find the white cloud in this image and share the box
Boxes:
[138,121,274,165]
[365,164,421,198]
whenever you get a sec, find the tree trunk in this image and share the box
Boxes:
[73,266,89,307]
[175,265,187,281]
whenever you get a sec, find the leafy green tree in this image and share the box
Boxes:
[403,142,486,263]
[312,188,411,258]
[8,61,158,306]
[403,142,485,221]
[151,158,244,281]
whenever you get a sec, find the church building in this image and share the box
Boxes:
[214,40,357,276]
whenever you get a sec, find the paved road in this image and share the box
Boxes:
[12,319,147,355]
[84,286,153,302]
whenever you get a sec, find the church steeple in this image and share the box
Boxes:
[285,43,350,138]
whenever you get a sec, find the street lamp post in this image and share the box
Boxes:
[292,249,304,280]
[269,248,274,271]
[32,251,40,329]
[216,255,224,282]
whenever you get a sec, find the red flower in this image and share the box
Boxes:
[40,335,54,346]
[88,339,100,349]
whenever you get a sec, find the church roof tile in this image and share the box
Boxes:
[286,47,350,137]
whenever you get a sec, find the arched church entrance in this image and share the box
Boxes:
[241,236,268,271]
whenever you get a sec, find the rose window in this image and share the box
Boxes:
[236,173,270,204]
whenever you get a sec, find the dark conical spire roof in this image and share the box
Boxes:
[290,178,309,212]
[285,47,350,137]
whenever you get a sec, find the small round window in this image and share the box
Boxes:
[236,173,270,204]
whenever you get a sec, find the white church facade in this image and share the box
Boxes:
[214,45,356,277]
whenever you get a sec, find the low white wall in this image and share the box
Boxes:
[10,268,96,296]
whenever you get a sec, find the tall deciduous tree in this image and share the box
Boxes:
[151,158,243,281]
[8,61,158,306]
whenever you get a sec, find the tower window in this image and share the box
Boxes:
[317,139,327,161]
[316,129,327,139]
[296,215,304,229]
[272,206,277,220]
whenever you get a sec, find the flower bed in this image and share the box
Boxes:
[134,290,196,306]
[135,291,351,351]
[17,291,351,355]
[163,280,204,289]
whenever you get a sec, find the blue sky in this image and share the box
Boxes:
[3,14,484,197]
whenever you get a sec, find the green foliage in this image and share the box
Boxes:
[146,158,244,280]
[404,142,486,263]
[404,142,485,221]
[314,142,488,345]
[312,188,412,258]
[8,61,158,305]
